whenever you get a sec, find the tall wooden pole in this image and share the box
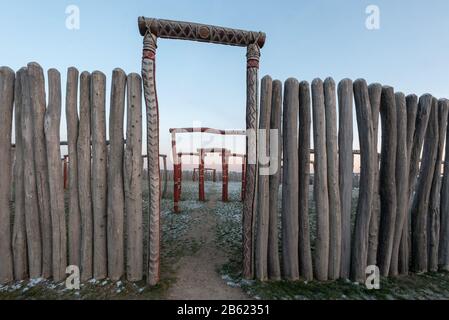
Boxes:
[29,62,52,278]
[338,79,353,279]
[142,31,161,286]
[243,42,260,279]
[45,69,67,281]
[439,100,449,271]
[199,150,205,201]
[172,132,180,212]
[0,66,14,283]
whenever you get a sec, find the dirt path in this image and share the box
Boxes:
[167,191,249,300]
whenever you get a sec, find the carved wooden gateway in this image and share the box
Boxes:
[138,17,266,285]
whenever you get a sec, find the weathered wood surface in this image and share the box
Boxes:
[125,73,143,281]
[142,33,161,285]
[255,75,272,281]
[45,69,67,281]
[91,71,108,280]
[107,68,126,280]
[0,66,14,283]
[20,67,42,278]
[439,100,449,271]
[12,68,28,280]
[427,99,448,271]
[66,67,81,268]
[324,77,341,280]
[78,71,93,281]
[162,156,168,198]
[268,79,282,280]
[378,86,398,277]
[312,78,329,281]
[411,95,437,273]
[367,83,382,266]
[28,62,52,278]
[390,92,408,276]
[281,78,299,280]
[338,79,353,279]
[351,79,375,282]
[399,94,418,274]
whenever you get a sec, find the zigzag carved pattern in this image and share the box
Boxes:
[142,55,161,286]
[243,66,259,279]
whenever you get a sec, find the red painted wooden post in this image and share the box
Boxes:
[199,149,205,201]
[63,155,69,190]
[222,150,229,202]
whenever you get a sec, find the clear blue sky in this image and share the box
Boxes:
[1,0,449,168]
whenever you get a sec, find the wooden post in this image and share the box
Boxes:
[199,151,205,201]
[45,69,67,281]
[312,78,329,281]
[28,62,52,278]
[367,83,382,266]
[298,80,313,281]
[78,71,93,281]
[222,151,229,202]
[399,94,418,274]
[91,70,108,280]
[281,78,300,280]
[427,99,449,271]
[66,67,81,268]
[162,155,168,198]
[142,32,161,286]
[351,79,375,282]
[107,68,126,280]
[20,67,42,278]
[179,155,183,199]
[338,79,353,279]
[439,100,449,271]
[324,77,341,280]
[172,131,180,212]
[255,75,272,280]
[390,92,408,276]
[125,73,143,281]
[241,158,246,201]
[243,42,260,279]
[378,86,398,277]
[0,66,14,283]
[267,79,282,280]
[12,68,28,280]
[63,156,69,189]
[411,95,436,273]
[213,169,217,183]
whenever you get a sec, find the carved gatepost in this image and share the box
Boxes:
[139,17,265,283]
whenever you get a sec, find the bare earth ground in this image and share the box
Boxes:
[167,186,249,300]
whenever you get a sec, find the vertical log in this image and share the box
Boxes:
[125,73,143,281]
[367,83,382,266]
[142,33,161,286]
[268,79,282,280]
[338,79,353,279]
[12,68,28,280]
[172,132,180,212]
[439,101,449,271]
[63,156,68,190]
[199,151,205,201]
[255,75,272,281]
[107,69,126,280]
[222,151,229,202]
[350,79,375,282]
[91,71,108,280]
[66,67,81,267]
[28,62,52,278]
[427,99,448,271]
[243,43,260,279]
[78,71,93,281]
[281,78,299,280]
[45,69,67,281]
[0,66,14,283]
[312,78,329,281]
[390,92,408,276]
[241,158,246,201]
[411,95,437,273]
[399,94,418,274]
[378,86,398,276]
[298,81,313,281]
[324,77,341,280]
[20,67,42,278]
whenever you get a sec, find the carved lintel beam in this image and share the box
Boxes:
[138,17,266,48]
